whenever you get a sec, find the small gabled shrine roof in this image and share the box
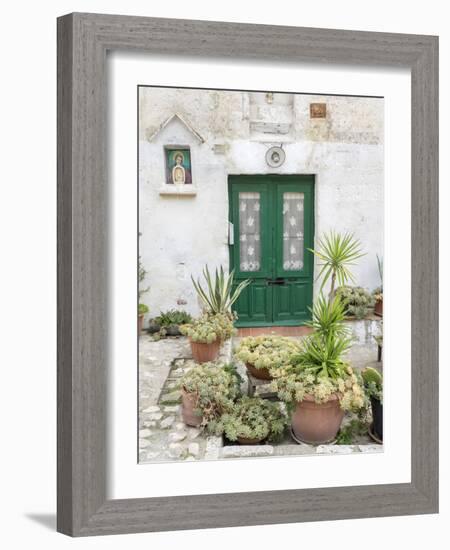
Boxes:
[147,113,205,143]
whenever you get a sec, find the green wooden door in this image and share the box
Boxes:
[229,175,314,327]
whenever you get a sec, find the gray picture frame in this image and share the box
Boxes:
[57,12,439,537]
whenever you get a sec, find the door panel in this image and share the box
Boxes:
[272,280,309,323]
[229,175,314,327]
[234,281,273,325]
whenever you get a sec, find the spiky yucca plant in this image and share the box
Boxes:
[306,293,350,340]
[191,265,250,315]
[309,231,365,300]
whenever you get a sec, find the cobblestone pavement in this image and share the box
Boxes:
[138,336,232,463]
[139,319,383,464]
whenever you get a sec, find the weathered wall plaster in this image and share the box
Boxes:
[139,88,384,318]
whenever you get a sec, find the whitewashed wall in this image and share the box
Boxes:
[139,88,384,318]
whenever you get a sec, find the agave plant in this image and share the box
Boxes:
[191,265,250,315]
[309,231,365,300]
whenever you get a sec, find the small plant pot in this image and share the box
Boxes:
[165,324,181,337]
[138,314,145,335]
[236,435,265,445]
[190,339,220,363]
[181,389,203,427]
[291,394,345,445]
[374,298,383,317]
[245,362,272,381]
[370,396,383,441]
[147,320,161,334]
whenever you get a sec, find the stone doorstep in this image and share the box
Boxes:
[218,442,383,459]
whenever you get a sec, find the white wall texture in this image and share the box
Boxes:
[139,88,384,318]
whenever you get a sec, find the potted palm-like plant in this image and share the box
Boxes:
[273,231,367,445]
[180,362,241,428]
[214,396,288,445]
[308,231,365,300]
[362,367,383,442]
[272,296,365,444]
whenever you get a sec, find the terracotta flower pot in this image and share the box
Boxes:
[138,314,144,335]
[245,362,272,381]
[374,298,383,317]
[236,435,265,445]
[181,389,203,427]
[190,339,220,363]
[291,394,345,445]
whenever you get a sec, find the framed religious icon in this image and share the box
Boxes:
[164,147,192,184]
[57,13,438,537]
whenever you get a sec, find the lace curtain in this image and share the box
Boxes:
[283,192,304,271]
[239,192,261,272]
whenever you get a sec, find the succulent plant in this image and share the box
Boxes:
[214,396,288,443]
[180,312,236,343]
[191,265,250,315]
[234,335,300,375]
[335,285,375,319]
[138,303,149,315]
[181,362,242,427]
[361,367,383,403]
[154,309,192,327]
[271,332,366,411]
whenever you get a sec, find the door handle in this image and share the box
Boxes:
[267,278,286,285]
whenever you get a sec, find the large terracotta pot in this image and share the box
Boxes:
[181,389,203,427]
[374,298,383,317]
[190,339,220,363]
[291,394,345,445]
[245,362,272,381]
[138,314,144,335]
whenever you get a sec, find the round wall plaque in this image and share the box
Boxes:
[265,146,285,167]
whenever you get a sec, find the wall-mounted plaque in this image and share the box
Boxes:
[310,102,327,118]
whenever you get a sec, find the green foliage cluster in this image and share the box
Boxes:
[271,285,365,411]
[376,253,383,294]
[191,265,249,315]
[181,362,242,426]
[361,367,383,403]
[234,335,300,375]
[306,293,350,339]
[308,231,365,298]
[372,287,383,303]
[271,334,365,411]
[335,418,368,444]
[180,313,236,344]
[213,397,288,442]
[138,303,149,315]
[154,309,192,327]
[335,285,375,319]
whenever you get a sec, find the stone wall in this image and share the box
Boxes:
[139,88,384,318]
